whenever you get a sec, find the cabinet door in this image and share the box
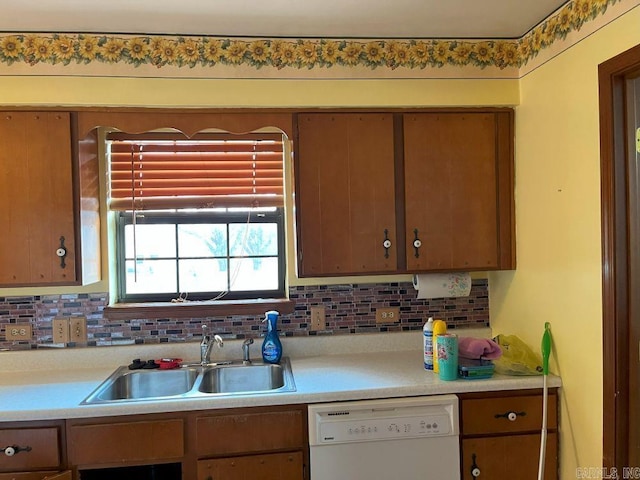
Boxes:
[295,113,397,276]
[0,427,61,472]
[403,112,514,271]
[0,112,77,285]
[196,409,304,457]
[197,452,303,480]
[461,392,557,436]
[67,419,184,466]
[461,432,557,480]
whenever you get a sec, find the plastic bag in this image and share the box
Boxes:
[492,334,543,375]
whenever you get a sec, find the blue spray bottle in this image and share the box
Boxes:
[261,310,283,364]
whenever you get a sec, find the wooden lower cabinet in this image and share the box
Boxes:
[195,409,304,457]
[459,389,559,480]
[2,392,561,480]
[62,406,307,479]
[197,452,303,480]
[67,418,184,466]
[194,406,307,480]
[0,422,68,480]
[462,432,557,480]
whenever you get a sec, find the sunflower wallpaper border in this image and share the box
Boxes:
[0,0,632,78]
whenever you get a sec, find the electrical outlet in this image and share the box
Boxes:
[5,324,32,341]
[53,318,70,344]
[69,316,87,343]
[375,307,400,324]
[310,306,326,331]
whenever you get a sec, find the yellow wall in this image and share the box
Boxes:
[0,77,519,108]
[489,6,640,477]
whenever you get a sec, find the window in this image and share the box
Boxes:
[107,132,286,303]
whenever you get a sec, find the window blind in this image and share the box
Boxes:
[107,132,285,211]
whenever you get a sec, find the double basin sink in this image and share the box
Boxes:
[81,358,295,405]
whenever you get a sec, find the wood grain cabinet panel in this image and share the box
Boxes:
[294,109,515,277]
[461,433,557,480]
[0,428,61,472]
[197,452,303,480]
[67,419,184,466]
[461,392,557,435]
[460,390,558,480]
[196,409,304,457]
[295,113,398,276]
[0,111,100,287]
[403,112,514,271]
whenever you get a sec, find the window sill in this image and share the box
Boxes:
[103,298,295,320]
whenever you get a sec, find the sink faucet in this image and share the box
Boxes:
[242,338,254,365]
[200,325,224,366]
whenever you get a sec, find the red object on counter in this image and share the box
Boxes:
[156,358,183,369]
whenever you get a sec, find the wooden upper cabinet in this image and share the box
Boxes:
[295,113,398,276]
[0,111,100,286]
[403,112,514,271]
[294,109,515,277]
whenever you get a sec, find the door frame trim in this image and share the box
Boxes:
[599,42,640,468]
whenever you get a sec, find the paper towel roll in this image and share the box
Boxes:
[413,272,472,299]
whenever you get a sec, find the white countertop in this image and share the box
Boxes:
[0,330,561,422]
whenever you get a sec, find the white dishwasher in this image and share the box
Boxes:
[308,395,460,480]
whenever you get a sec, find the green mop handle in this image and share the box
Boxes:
[538,322,552,480]
[541,322,551,375]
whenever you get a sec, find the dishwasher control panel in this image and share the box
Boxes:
[318,413,452,443]
[309,395,459,445]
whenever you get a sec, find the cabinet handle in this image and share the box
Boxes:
[382,229,392,258]
[470,453,481,478]
[56,236,67,269]
[2,445,32,456]
[412,229,422,258]
[495,410,526,421]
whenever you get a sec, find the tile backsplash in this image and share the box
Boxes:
[0,279,488,350]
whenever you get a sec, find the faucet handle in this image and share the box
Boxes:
[242,338,254,364]
[213,334,224,347]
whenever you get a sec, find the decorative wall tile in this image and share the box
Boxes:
[0,279,488,350]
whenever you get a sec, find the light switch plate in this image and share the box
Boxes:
[69,316,88,343]
[310,306,326,331]
[53,318,70,344]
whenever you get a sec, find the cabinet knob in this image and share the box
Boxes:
[495,410,526,421]
[471,453,481,478]
[56,236,67,269]
[382,229,392,258]
[412,229,421,258]
[2,445,31,456]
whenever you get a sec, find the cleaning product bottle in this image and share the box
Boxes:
[432,319,447,374]
[261,310,283,364]
[423,317,435,370]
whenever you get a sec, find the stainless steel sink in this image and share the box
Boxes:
[81,358,295,405]
[197,363,287,394]
[82,367,200,403]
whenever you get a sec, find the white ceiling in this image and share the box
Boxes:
[1,0,569,39]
